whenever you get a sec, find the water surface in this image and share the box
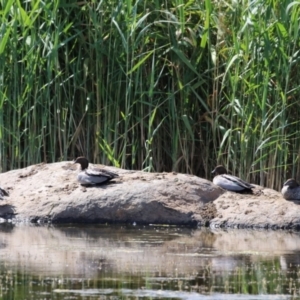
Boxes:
[0,224,299,299]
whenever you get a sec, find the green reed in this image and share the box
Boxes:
[212,0,300,189]
[0,0,299,189]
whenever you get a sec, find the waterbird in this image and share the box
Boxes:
[281,178,300,200]
[211,165,254,193]
[74,156,119,186]
[0,187,9,200]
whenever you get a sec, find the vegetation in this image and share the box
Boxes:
[0,0,299,189]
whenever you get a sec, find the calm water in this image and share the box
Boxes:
[0,224,299,299]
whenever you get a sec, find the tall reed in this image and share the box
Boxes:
[212,0,300,189]
[0,0,299,190]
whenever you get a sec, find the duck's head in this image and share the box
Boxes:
[212,165,227,176]
[283,178,299,189]
[74,156,89,170]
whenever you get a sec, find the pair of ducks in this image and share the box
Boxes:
[73,160,256,191]
[212,165,300,200]
[73,158,300,201]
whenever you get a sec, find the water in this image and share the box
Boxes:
[0,224,299,299]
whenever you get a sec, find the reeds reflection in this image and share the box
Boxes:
[0,224,299,299]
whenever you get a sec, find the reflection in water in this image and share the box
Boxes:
[0,224,299,299]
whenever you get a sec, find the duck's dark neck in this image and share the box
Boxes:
[75,157,89,170]
[80,161,89,170]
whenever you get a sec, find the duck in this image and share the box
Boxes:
[281,178,300,200]
[211,165,254,193]
[74,156,119,186]
[0,187,8,200]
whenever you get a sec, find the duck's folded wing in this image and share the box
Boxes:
[223,174,254,189]
[85,169,119,179]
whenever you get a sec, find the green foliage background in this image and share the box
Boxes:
[0,0,300,189]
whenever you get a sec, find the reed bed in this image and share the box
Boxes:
[0,0,299,190]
